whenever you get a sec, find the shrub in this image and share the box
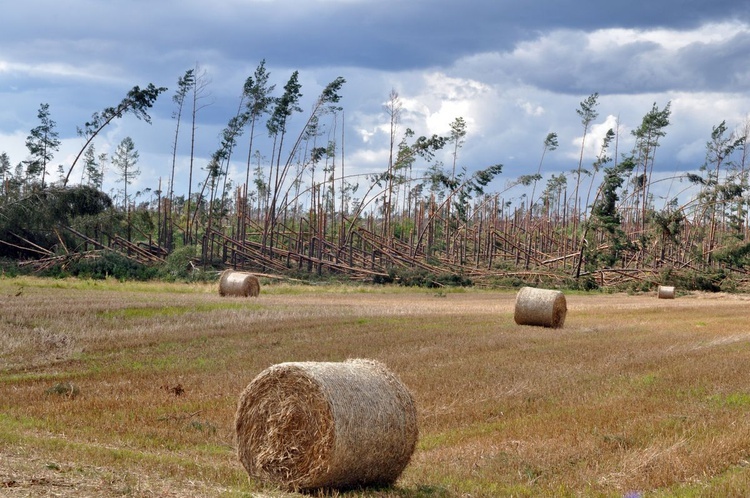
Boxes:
[0,259,20,277]
[61,252,158,281]
[381,267,472,288]
[667,269,725,292]
[158,245,204,281]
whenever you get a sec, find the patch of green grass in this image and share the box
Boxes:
[0,412,56,442]
[653,462,750,497]
[0,370,79,384]
[633,372,659,387]
[194,442,233,456]
[709,392,750,408]
[418,419,508,451]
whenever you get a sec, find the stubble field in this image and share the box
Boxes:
[2,276,750,497]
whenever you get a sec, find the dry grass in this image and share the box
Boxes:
[3,277,750,496]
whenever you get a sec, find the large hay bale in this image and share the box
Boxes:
[514,286,567,328]
[219,270,260,297]
[657,285,676,299]
[235,359,418,491]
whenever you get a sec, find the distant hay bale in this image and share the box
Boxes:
[658,285,676,299]
[235,359,418,491]
[219,270,260,297]
[514,286,567,328]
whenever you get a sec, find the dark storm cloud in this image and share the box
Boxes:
[453,22,750,96]
[192,0,750,72]
[674,31,750,91]
[6,0,748,75]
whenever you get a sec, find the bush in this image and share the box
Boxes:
[0,259,20,277]
[158,245,203,281]
[666,269,725,293]
[60,252,158,281]
[570,276,599,291]
[381,267,473,288]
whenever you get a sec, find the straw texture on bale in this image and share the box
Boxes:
[218,270,260,297]
[514,286,567,328]
[658,285,676,299]
[235,359,418,491]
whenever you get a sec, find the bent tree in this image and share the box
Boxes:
[63,83,167,187]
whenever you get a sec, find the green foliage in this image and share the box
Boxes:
[55,185,114,218]
[582,158,636,270]
[412,133,448,161]
[59,251,158,281]
[661,268,726,292]
[81,145,104,189]
[243,60,275,121]
[630,101,672,212]
[173,69,195,107]
[570,275,599,291]
[576,93,600,127]
[45,382,79,398]
[483,275,528,288]
[157,245,211,282]
[427,163,503,225]
[393,219,415,240]
[25,103,60,187]
[319,76,346,111]
[112,137,140,209]
[515,173,543,186]
[379,267,473,288]
[267,70,302,137]
[0,185,113,258]
[0,258,20,276]
[652,207,685,245]
[64,83,167,186]
[714,241,750,268]
[544,132,559,151]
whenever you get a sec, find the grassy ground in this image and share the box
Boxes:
[2,276,750,497]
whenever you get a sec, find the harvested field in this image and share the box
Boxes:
[3,277,750,496]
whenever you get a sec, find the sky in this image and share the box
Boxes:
[2,0,750,210]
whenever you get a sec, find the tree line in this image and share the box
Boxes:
[2,64,750,290]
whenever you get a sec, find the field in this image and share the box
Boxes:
[2,277,750,497]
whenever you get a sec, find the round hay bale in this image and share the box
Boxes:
[235,359,418,491]
[657,285,675,299]
[514,286,567,328]
[219,270,260,297]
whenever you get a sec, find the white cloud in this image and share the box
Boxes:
[587,21,748,51]
[0,59,120,83]
[516,99,545,117]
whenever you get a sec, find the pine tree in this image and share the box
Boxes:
[631,102,671,232]
[25,103,60,189]
[82,145,104,189]
[243,60,275,206]
[112,137,140,238]
[0,152,11,195]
